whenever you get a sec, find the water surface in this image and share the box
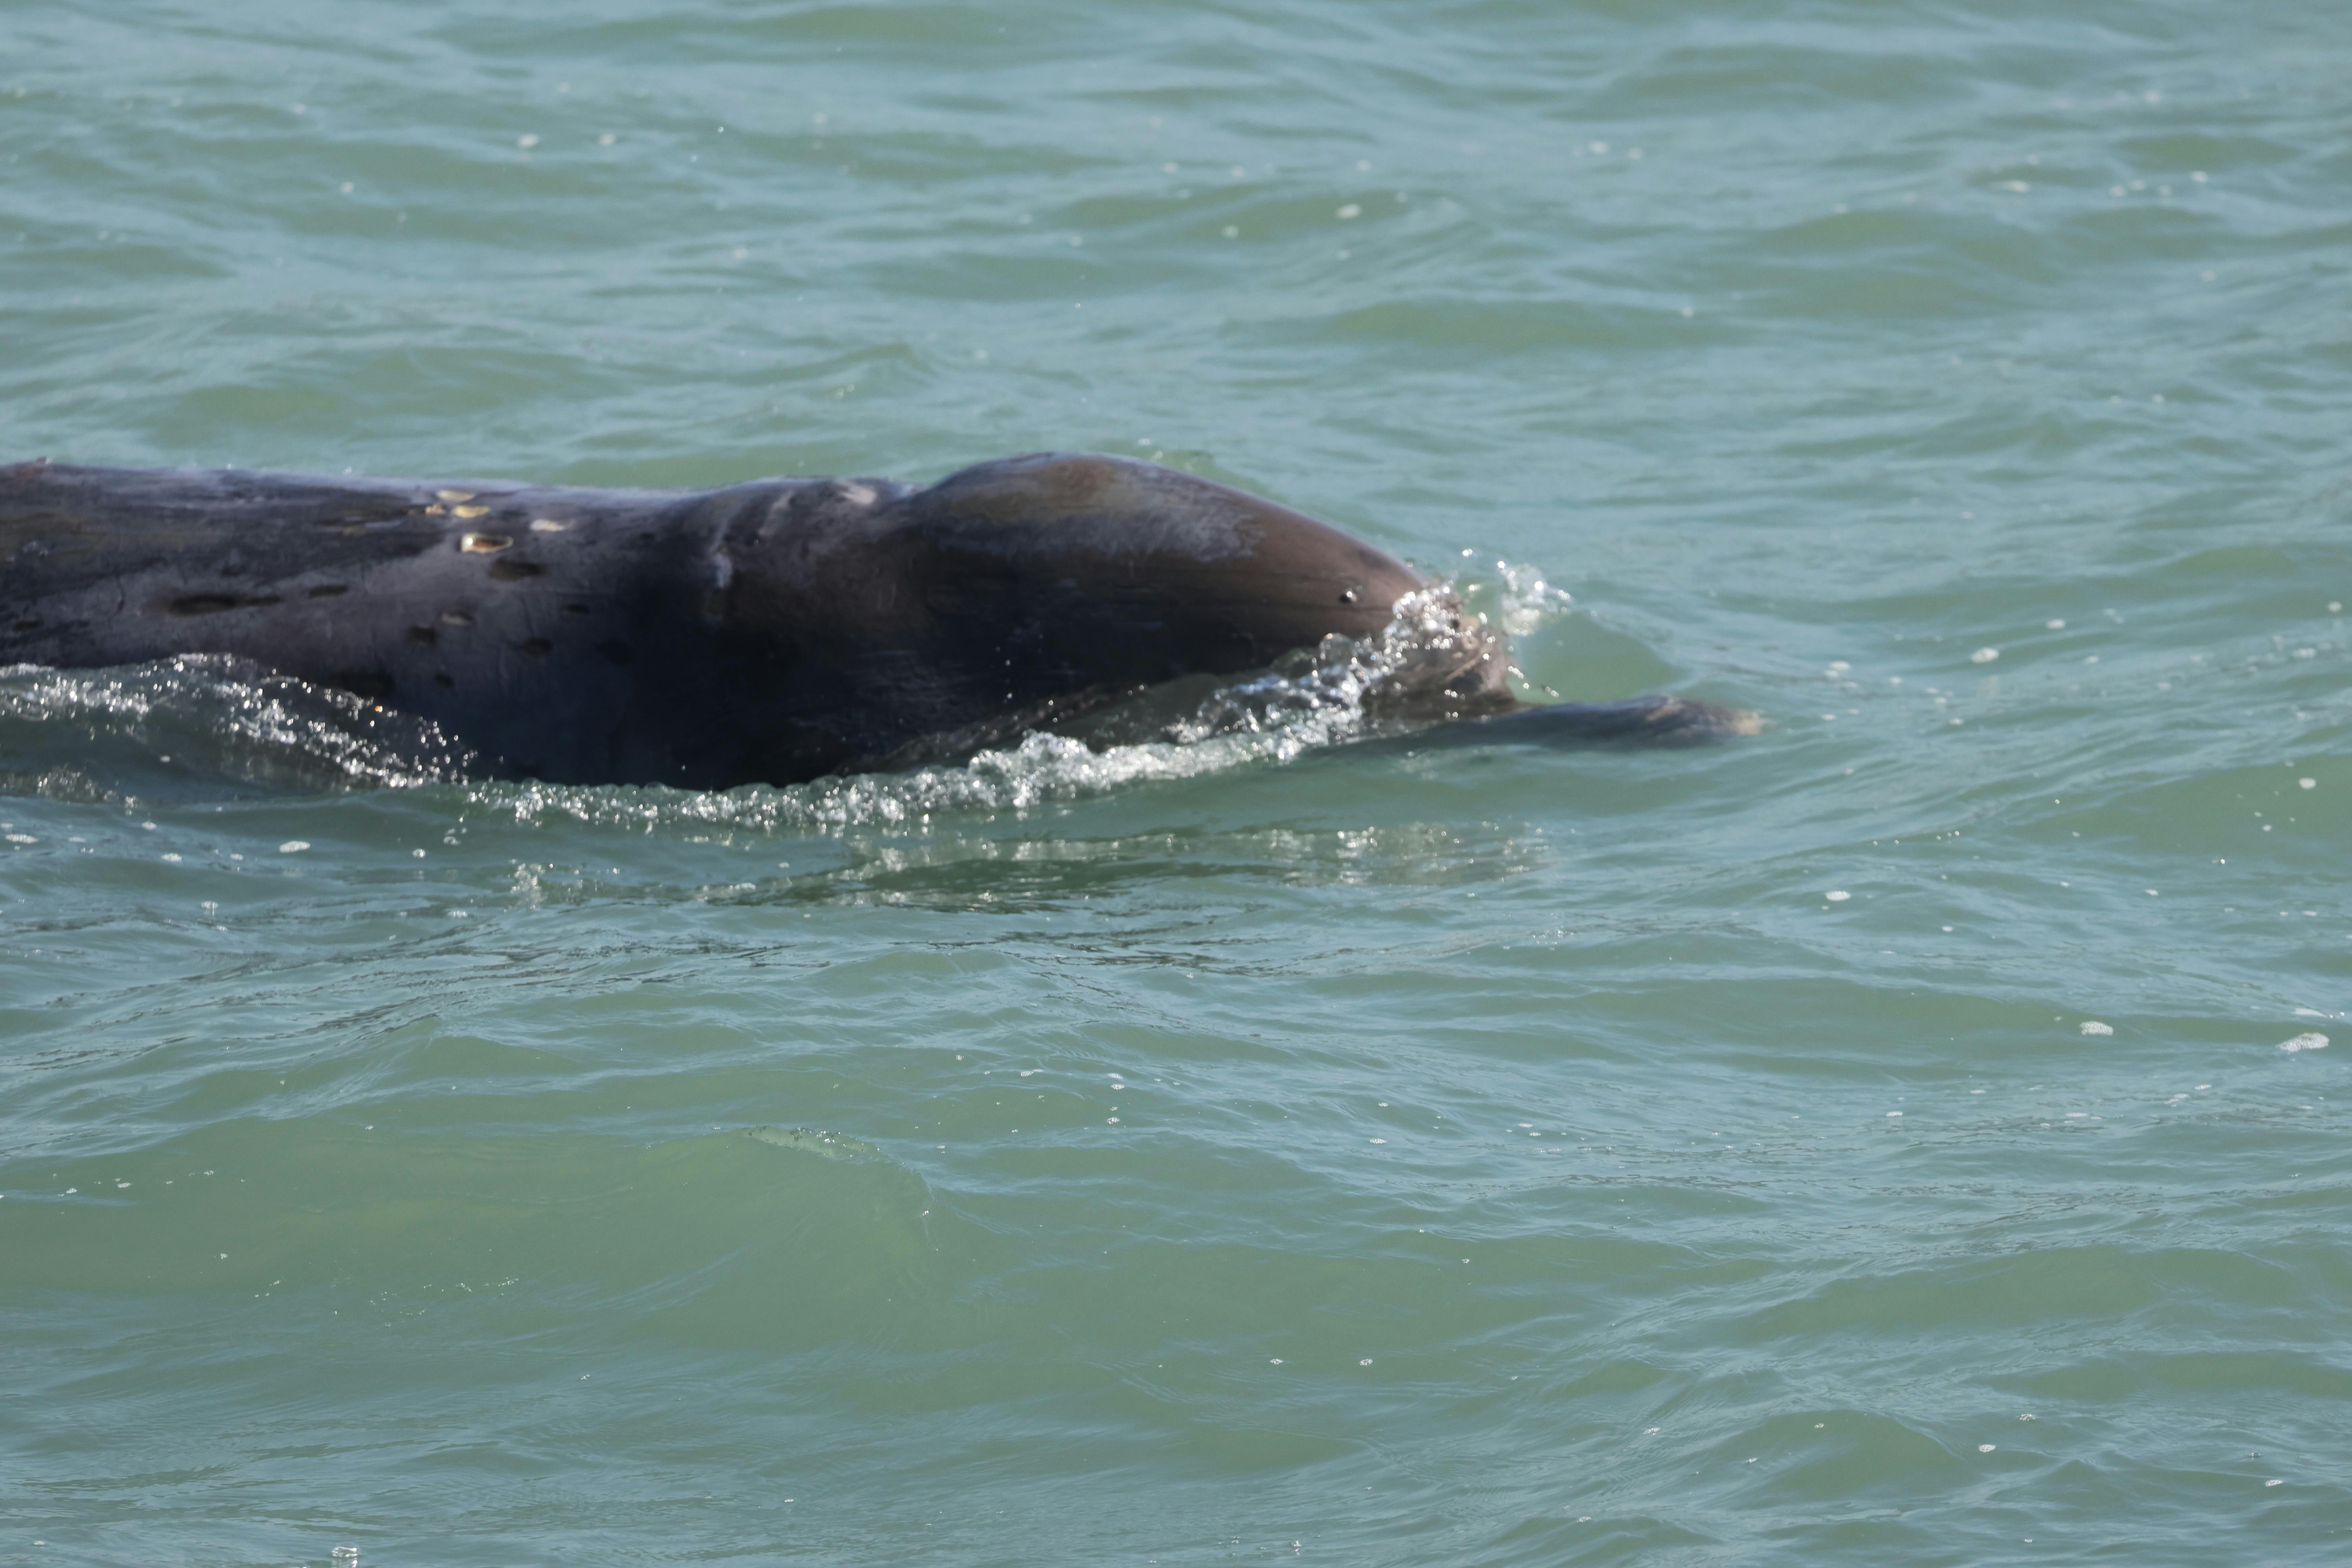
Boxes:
[4,1,2350,1562]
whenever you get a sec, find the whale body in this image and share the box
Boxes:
[0,451,1745,787]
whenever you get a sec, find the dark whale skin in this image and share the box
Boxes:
[0,451,1511,787]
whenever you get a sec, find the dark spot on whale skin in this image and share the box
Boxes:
[521,638,553,657]
[488,558,543,581]
[334,670,394,700]
[407,626,438,646]
[433,673,455,689]
[562,603,590,616]
[11,618,39,633]
[595,639,632,666]
[308,584,349,598]
[167,592,281,616]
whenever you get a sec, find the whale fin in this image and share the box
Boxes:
[1402,694,1763,749]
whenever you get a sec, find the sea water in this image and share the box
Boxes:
[3,1,2348,1562]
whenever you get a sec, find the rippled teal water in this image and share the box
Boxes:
[5,1,2350,1563]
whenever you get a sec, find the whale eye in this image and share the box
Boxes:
[458,533,513,554]
[1340,588,1359,604]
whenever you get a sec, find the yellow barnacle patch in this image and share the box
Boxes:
[436,489,475,503]
[452,505,490,519]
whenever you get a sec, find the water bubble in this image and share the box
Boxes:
[1970,647,2001,664]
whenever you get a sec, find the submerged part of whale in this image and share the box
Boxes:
[0,452,1753,787]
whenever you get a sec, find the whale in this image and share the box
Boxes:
[0,451,1753,787]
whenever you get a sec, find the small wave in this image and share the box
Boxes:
[471,588,1510,833]
[0,654,475,796]
[0,588,1520,825]
[748,1127,881,1160]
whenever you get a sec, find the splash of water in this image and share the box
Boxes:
[0,587,1526,829]
[0,654,474,796]
[479,587,1510,832]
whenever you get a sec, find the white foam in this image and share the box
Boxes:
[2278,1033,2328,1053]
[1492,561,1574,636]
[2080,1021,2113,1036]
[479,589,1495,833]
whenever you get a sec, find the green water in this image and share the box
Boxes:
[4,1,2350,1562]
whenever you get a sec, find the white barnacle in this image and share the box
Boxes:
[458,533,513,554]
[528,518,568,533]
[837,481,878,507]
